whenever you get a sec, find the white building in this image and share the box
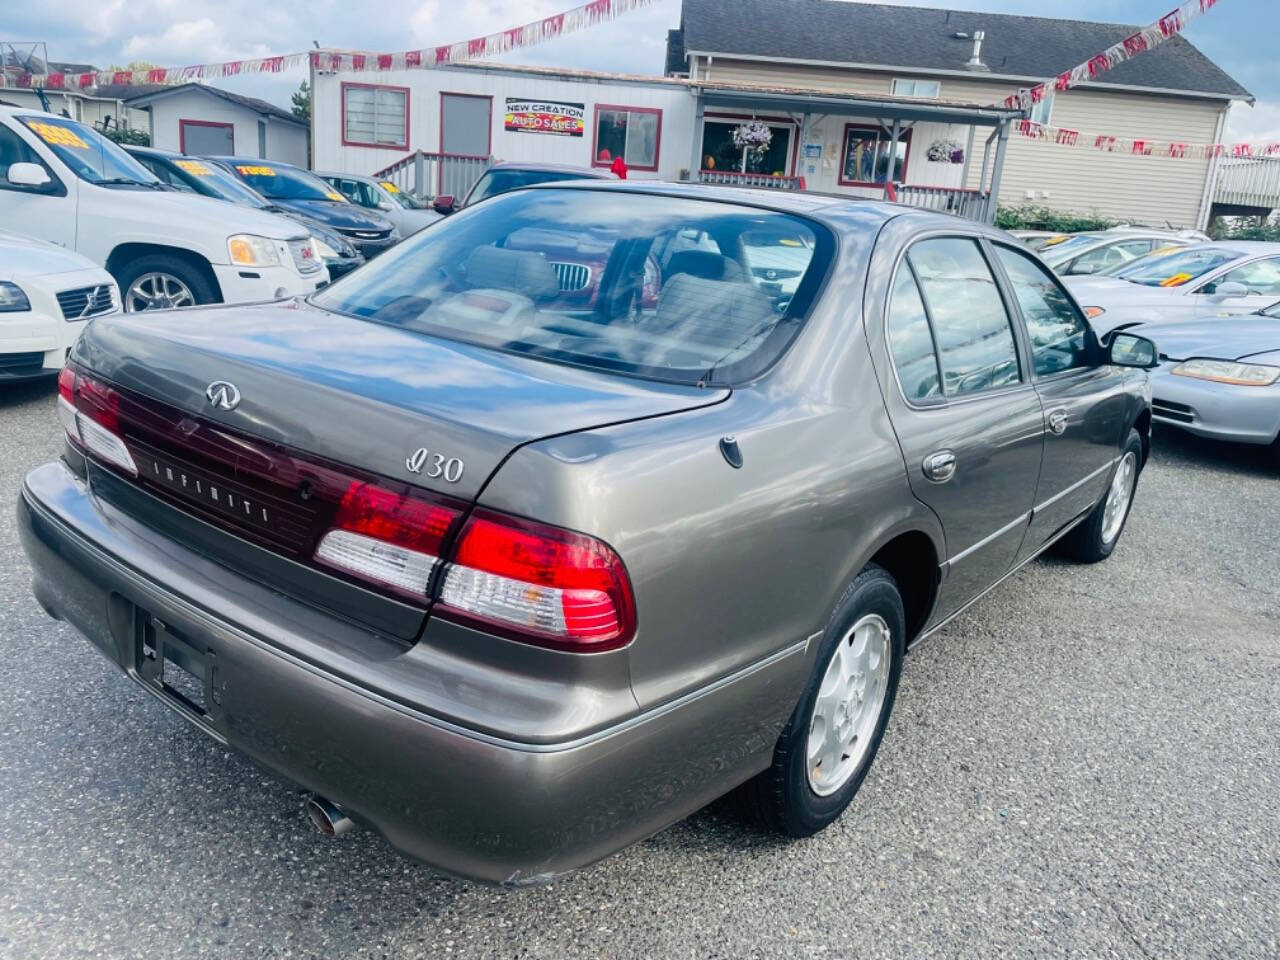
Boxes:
[126,83,310,165]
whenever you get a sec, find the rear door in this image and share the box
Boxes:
[877,235,1045,621]
[990,241,1128,557]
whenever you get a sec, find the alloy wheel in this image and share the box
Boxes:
[125,272,196,312]
[1101,451,1137,545]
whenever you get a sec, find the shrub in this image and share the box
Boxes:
[995,204,1118,233]
[1211,216,1280,241]
[101,127,150,147]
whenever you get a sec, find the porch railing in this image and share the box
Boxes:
[886,183,993,222]
[697,170,806,190]
[374,151,493,202]
[1213,157,1280,210]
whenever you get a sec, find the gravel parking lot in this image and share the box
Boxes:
[1,376,1277,960]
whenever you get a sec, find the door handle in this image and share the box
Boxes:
[1047,409,1069,435]
[922,450,957,483]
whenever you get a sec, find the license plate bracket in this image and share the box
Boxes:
[135,612,222,725]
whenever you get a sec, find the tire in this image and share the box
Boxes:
[114,254,217,313]
[746,563,906,837]
[1057,427,1143,563]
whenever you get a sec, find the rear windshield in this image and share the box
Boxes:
[311,188,834,386]
[230,162,346,202]
[466,169,600,206]
[1111,247,1241,287]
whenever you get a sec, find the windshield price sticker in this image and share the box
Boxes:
[325,191,348,202]
[1160,272,1193,287]
[380,181,401,193]
[28,121,89,150]
[175,159,213,176]
[237,165,276,176]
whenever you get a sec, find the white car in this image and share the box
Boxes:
[0,227,118,379]
[0,106,328,312]
[316,171,442,237]
[1065,241,1280,335]
[1040,227,1201,277]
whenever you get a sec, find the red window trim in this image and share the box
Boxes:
[838,123,913,189]
[701,111,799,177]
[591,103,662,173]
[178,119,233,154]
[341,81,411,151]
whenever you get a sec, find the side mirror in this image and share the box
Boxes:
[377,200,394,211]
[1210,280,1248,298]
[1066,259,1097,276]
[432,195,455,214]
[1109,332,1159,369]
[8,162,51,188]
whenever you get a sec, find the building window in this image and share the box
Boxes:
[700,119,793,175]
[593,105,661,171]
[342,83,409,149]
[891,78,941,99]
[840,124,911,187]
[1029,92,1054,126]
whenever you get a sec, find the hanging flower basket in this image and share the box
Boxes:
[732,121,773,154]
[926,138,965,164]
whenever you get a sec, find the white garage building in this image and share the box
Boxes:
[126,83,310,165]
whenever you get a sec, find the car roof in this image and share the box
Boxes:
[314,170,378,181]
[123,145,180,159]
[487,161,614,177]
[1164,240,1280,256]
[207,156,303,170]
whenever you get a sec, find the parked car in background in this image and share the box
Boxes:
[0,228,117,379]
[316,171,441,236]
[0,106,326,311]
[1009,229,1072,251]
[209,157,399,259]
[436,161,614,214]
[126,147,365,281]
[1064,242,1280,334]
[19,183,1157,884]
[1040,227,1201,277]
[1140,306,1280,463]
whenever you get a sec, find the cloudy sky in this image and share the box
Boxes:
[3,0,1276,140]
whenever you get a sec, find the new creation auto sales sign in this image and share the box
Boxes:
[504,98,585,137]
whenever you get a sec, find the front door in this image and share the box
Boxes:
[1192,256,1280,314]
[991,242,1128,555]
[0,121,76,249]
[876,235,1044,621]
[439,94,491,198]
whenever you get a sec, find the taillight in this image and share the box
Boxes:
[58,363,138,476]
[437,510,636,652]
[315,481,462,601]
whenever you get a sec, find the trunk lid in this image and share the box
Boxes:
[73,298,728,501]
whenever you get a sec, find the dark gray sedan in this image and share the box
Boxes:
[19,183,1157,884]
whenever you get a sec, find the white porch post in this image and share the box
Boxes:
[689,94,705,181]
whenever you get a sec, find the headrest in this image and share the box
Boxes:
[464,246,560,301]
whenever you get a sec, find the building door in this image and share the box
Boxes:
[439,94,491,198]
[700,120,792,176]
[180,120,233,156]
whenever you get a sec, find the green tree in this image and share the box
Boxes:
[291,80,311,122]
[103,60,162,74]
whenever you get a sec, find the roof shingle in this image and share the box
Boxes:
[678,0,1251,101]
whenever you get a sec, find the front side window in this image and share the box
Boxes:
[886,265,942,401]
[1199,258,1280,296]
[908,237,1020,396]
[841,125,909,187]
[593,106,661,170]
[379,180,425,209]
[343,83,408,149]
[995,244,1095,376]
[16,114,159,187]
[0,126,60,193]
[311,189,834,386]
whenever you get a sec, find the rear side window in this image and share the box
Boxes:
[886,266,941,401]
[908,238,1021,396]
[311,188,835,386]
[995,245,1095,376]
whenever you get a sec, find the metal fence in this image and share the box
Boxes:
[697,170,806,190]
[374,151,493,202]
[890,184,993,222]
[1213,157,1280,210]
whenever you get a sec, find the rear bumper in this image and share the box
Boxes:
[1151,367,1280,445]
[17,459,801,884]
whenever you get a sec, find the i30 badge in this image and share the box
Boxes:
[205,381,241,411]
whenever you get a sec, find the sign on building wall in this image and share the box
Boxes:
[504,98,585,137]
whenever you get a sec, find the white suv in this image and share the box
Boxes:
[0,107,328,311]
[0,228,118,378]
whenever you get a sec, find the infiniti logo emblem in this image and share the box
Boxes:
[205,381,241,411]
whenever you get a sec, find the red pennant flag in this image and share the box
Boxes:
[405,51,421,67]
[377,54,392,69]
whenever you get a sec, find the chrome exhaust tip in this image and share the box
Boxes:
[305,795,354,837]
